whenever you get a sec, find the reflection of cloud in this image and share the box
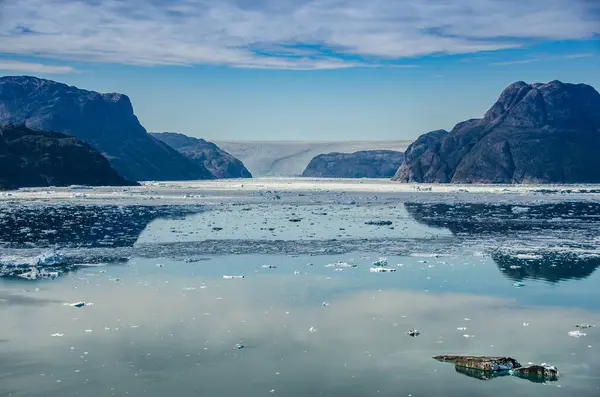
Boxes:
[2,269,599,395]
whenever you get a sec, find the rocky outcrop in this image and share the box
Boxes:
[302,150,404,178]
[434,355,520,372]
[0,76,214,181]
[394,81,600,183]
[0,124,136,189]
[434,355,558,383]
[150,132,251,178]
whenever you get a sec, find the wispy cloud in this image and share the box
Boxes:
[0,60,77,74]
[490,52,596,66]
[0,0,598,70]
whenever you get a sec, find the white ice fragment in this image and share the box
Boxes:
[370,267,396,273]
[568,330,587,338]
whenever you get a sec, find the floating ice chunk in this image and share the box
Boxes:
[568,330,587,338]
[223,275,244,279]
[325,261,356,268]
[67,302,93,308]
[370,267,396,273]
[515,254,541,260]
[35,249,66,267]
[372,258,388,267]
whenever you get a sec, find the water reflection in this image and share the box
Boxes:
[404,202,600,235]
[0,204,202,249]
[493,251,600,283]
[0,256,598,397]
[405,202,600,282]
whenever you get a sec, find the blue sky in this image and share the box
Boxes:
[0,0,599,141]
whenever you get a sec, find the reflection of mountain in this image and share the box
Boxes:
[404,202,600,283]
[0,205,201,249]
[404,202,600,235]
[493,251,600,283]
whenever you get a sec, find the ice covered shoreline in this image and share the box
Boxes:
[2,178,600,205]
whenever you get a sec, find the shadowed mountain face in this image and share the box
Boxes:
[150,132,252,179]
[0,124,136,189]
[404,202,600,283]
[301,150,404,178]
[394,81,600,183]
[0,76,214,182]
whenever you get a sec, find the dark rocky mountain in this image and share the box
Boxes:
[150,132,252,178]
[0,124,137,189]
[301,150,404,178]
[0,76,214,182]
[394,80,600,183]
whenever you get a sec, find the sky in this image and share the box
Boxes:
[0,0,599,141]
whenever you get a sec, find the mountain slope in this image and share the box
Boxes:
[302,150,404,178]
[150,132,251,178]
[393,81,600,183]
[0,76,213,181]
[0,124,137,189]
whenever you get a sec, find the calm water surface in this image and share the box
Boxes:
[1,187,600,396]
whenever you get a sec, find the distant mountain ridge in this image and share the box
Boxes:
[0,124,136,189]
[394,80,600,183]
[150,132,252,179]
[302,150,404,178]
[0,76,213,181]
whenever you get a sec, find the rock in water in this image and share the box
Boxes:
[0,76,214,182]
[150,132,252,179]
[510,365,559,383]
[433,355,521,371]
[0,124,137,189]
[302,150,404,178]
[394,80,600,183]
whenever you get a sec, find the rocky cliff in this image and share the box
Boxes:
[0,76,214,181]
[302,150,404,178]
[150,132,252,178]
[394,81,600,183]
[0,124,137,189]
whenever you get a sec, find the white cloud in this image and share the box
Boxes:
[0,60,77,74]
[490,52,596,66]
[0,0,597,70]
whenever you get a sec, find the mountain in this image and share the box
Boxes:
[0,76,214,182]
[394,80,600,183]
[150,132,251,179]
[0,124,137,189]
[301,150,404,178]
[214,141,411,177]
